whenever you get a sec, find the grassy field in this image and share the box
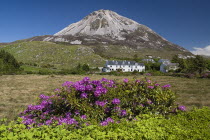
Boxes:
[0,41,105,69]
[0,75,210,121]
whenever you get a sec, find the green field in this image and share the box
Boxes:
[0,41,105,69]
[0,75,209,121]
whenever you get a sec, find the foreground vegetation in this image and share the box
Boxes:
[1,107,210,139]
[0,76,209,139]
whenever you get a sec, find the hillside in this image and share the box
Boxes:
[0,41,105,69]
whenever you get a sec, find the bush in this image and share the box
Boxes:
[19,77,178,128]
[38,69,52,75]
[1,107,210,139]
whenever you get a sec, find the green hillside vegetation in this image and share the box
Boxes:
[0,41,105,69]
[0,40,193,72]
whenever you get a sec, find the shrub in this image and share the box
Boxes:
[1,107,210,139]
[38,69,52,75]
[19,77,178,128]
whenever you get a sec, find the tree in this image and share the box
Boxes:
[171,55,188,72]
[192,55,207,74]
[82,64,90,72]
[0,50,20,74]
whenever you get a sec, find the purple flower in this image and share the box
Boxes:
[155,83,160,86]
[147,80,151,84]
[80,115,87,119]
[39,94,50,100]
[54,88,61,93]
[85,85,93,91]
[178,106,186,111]
[92,80,102,86]
[148,86,154,89]
[112,98,121,105]
[106,117,114,123]
[100,121,108,126]
[65,112,72,118]
[75,110,80,115]
[120,110,127,116]
[101,78,108,82]
[94,90,101,97]
[77,85,86,92]
[123,78,129,83]
[41,100,51,106]
[162,84,171,88]
[83,77,90,82]
[85,123,90,126]
[104,107,111,113]
[22,118,36,125]
[136,80,140,83]
[95,101,106,107]
[80,93,88,98]
[146,73,152,76]
[62,81,74,87]
[45,120,52,125]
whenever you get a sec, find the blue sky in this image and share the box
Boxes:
[1,0,210,54]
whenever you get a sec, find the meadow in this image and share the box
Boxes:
[0,74,209,121]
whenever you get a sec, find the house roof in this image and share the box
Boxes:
[162,63,179,66]
[106,60,144,66]
[158,59,170,62]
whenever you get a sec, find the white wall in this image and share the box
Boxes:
[105,64,145,72]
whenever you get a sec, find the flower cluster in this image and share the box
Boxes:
[20,77,183,128]
[178,105,186,111]
[100,117,114,126]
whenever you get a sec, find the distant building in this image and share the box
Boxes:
[159,59,179,73]
[102,60,145,72]
[142,59,155,63]
[158,59,171,63]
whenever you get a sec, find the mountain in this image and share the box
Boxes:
[0,10,193,69]
[27,10,192,57]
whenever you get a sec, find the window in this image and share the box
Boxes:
[110,65,112,67]
[131,69,133,71]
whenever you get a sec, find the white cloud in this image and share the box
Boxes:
[191,45,210,56]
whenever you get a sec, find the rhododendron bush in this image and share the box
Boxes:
[20,77,184,127]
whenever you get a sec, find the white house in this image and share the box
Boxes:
[159,59,179,73]
[102,60,145,72]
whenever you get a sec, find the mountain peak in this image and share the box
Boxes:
[54,9,142,39]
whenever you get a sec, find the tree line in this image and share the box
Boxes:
[171,55,210,75]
